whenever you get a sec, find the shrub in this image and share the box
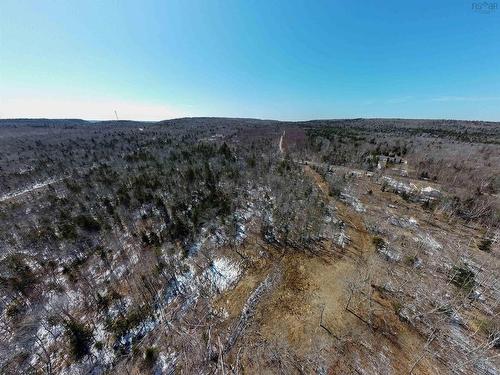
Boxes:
[437,304,453,316]
[404,255,418,266]
[478,238,492,252]
[65,320,93,360]
[393,301,403,315]
[478,319,500,348]
[75,214,101,232]
[65,180,82,194]
[326,174,346,198]
[1,255,37,295]
[144,346,159,368]
[110,307,148,339]
[219,142,233,160]
[58,222,77,240]
[450,265,475,292]
[329,185,342,198]
[420,171,429,179]
[117,185,131,207]
[141,231,161,247]
[372,236,385,249]
[6,300,25,320]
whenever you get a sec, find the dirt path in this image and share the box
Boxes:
[279,130,285,154]
[0,177,64,202]
[304,165,372,254]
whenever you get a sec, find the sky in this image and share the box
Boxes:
[1,0,499,121]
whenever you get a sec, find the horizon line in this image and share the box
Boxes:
[1,116,500,124]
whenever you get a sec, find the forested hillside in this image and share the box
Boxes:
[0,118,498,374]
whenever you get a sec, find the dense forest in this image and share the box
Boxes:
[0,118,498,374]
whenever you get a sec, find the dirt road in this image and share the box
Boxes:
[279,130,285,154]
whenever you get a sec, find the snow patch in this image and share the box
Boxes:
[336,227,350,248]
[206,257,241,293]
[415,232,442,252]
[340,192,365,212]
[91,323,115,366]
[377,245,401,262]
[388,216,418,228]
[155,352,177,375]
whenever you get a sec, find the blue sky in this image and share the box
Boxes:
[1,0,499,120]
